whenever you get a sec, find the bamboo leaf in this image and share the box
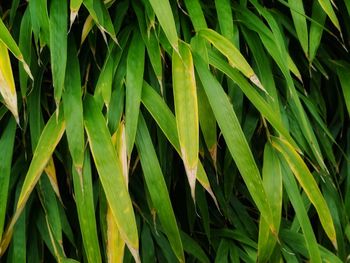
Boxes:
[18,8,32,99]
[72,152,102,263]
[0,18,32,80]
[193,53,275,234]
[271,136,337,248]
[335,61,350,118]
[258,143,282,262]
[0,110,65,256]
[70,0,83,27]
[83,0,116,42]
[309,0,327,62]
[146,0,178,50]
[29,0,50,47]
[141,82,218,206]
[215,0,235,43]
[172,41,199,201]
[317,0,340,32]
[83,95,140,262]
[288,0,308,55]
[198,29,266,94]
[125,29,145,157]
[0,118,16,239]
[50,0,68,107]
[62,39,84,173]
[106,204,125,263]
[0,42,19,123]
[107,122,128,263]
[184,0,207,31]
[280,160,322,262]
[136,113,185,262]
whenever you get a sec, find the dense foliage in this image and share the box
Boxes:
[0,0,350,262]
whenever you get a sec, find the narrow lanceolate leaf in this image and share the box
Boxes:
[280,160,322,263]
[70,0,83,27]
[133,2,163,91]
[0,118,16,239]
[141,82,217,207]
[198,29,266,94]
[50,0,68,107]
[125,29,145,157]
[180,232,210,263]
[215,0,235,43]
[81,15,94,47]
[29,0,50,47]
[147,0,178,50]
[136,114,185,262]
[335,61,350,118]
[0,42,19,123]
[309,0,327,62]
[44,157,61,201]
[0,18,32,80]
[197,81,217,164]
[258,143,282,262]
[72,152,102,263]
[62,39,84,173]
[108,122,128,263]
[83,0,116,42]
[18,8,32,99]
[106,204,125,263]
[317,0,340,32]
[83,95,139,262]
[112,122,128,187]
[271,137,337,248]
[172,41,199,201]
[194,54,275,234]
[184,0,207,31]
[0,110,65,256]
[96,48,114,109]
[288,0,308,55]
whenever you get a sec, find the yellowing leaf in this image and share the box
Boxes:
[0,42,18,123]
[172,41,199,201]
[44,157,62,202]
[198,29,267,94]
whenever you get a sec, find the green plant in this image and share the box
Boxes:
[0,0,349,262]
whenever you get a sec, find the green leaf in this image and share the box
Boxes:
[180,231,210,263]
[309,0,327,62]
[83,0,117,42]
[146,0,178,50]
[335,61,350,118]
[18,8,32,99]
[279,161,322,263]
[125,29,145,157]
[70,0,83,26]
[193,53,275,235]
[288,0,308,55]
[50,0,68,107]
[141,82,217,206]
[0,110,65,255]
[0,118,16,239]
[136,113,184,262]
[184,0,207,31]
[0,18,32,80]
[72,152,102,263]
[258,143,282,262]
[83,95,140,262]
[62,38,84,173]
[198,29,266,94]
[316,0,340,31]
